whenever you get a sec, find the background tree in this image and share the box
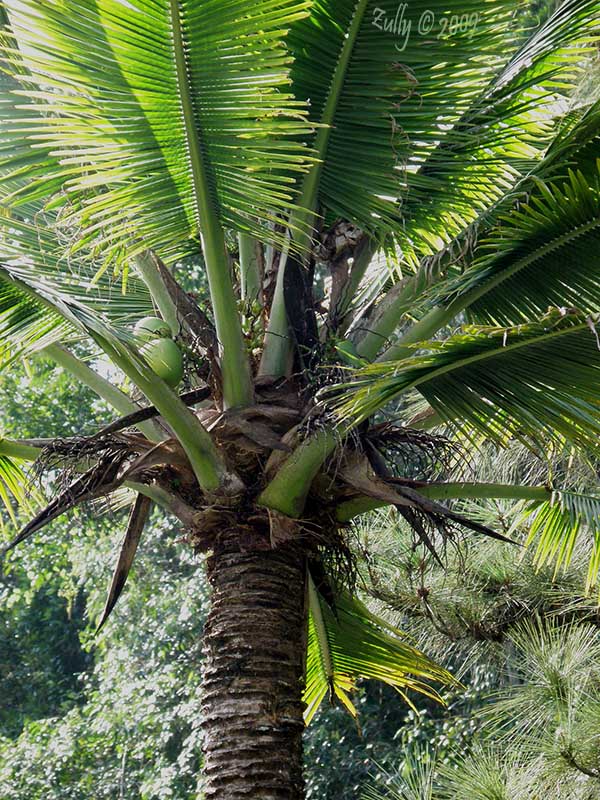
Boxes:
[0,358,209,799]
[1,1,600,797]
[363,599,600,800]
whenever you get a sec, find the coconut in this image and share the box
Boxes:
[134,316,172,341]
[141,338,184,387]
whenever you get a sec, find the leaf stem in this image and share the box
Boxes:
[335,237,378,335]
[133,250,181,335]
[379,217,600,362]
[261,0,370,378]
[258,244,293,379]
[291,0,371,241]
[258,427,340,517]
[169,0,252,408]
[0,439,41,461]
[98,336,241,495]
[336,483,551,522]
[238,233,263,307]
[307,572,334,679]
[356,259,442,360]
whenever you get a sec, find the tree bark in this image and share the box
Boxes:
[201,530,307,799]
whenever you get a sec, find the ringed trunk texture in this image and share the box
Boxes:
[201,529,307,799]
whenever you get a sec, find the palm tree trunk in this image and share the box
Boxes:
[201,530,307,799]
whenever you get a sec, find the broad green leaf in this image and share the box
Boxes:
[0,451,40,535]
[289,0,517,235]
[0,214,155,366]
[397,0,600,265]
[441,165,600,325]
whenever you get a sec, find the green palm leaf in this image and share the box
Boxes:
[0,451,40,534]
[2,0,315,261]
[0,213,155,365]
[288,0,518,236]
[0,22,62,212]
[359,92,600,362]
[438,164,600,326]
[419,93,600,295]
[397,0,600,265]
[535,94,600,185]
[0,277,66,369]
[521,490,600,595]
[332,310,600,449]
[0,252,151,359]
[304,575,455,724]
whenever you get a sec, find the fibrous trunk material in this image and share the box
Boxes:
[201,529,307,799]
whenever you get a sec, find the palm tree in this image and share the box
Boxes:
[1,0,600,796]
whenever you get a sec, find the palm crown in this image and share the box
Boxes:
[1,0,600,796]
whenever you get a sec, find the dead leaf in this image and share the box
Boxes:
[3,454,127,552]
[96,494,152,632]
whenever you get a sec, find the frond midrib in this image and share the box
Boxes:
[293,0,369,233]
[455,215,600,312]
[168,0,252,408]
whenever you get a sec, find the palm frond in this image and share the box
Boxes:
[0,202,156,366]
[2,0,315,261]
[96,493,152,632]
[0,206,174,372]
[520,490,600,596]
[289,0,518,235]
[537,94,600,185]
[0,448,41,535]
[0,256,137,356]
[0,276,66,370]
[364,93,600,355]
[3,449,129,553]
[331,310,600,450]
[419,92,600,284]
[304,575,455,724]
[440,164,600,325]
[397,0,600,266]
[0,24,61,214]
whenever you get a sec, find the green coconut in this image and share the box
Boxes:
[134,316,172,341]
[141,338,184,387]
